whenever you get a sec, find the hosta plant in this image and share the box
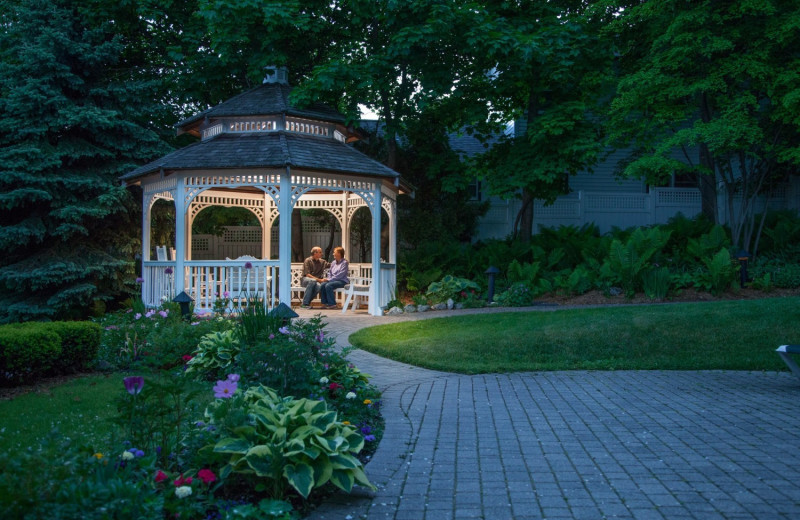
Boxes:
[425,275,480,304]
[203,385,374,499]
[186,330,241,378]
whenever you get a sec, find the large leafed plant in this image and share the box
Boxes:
[203,385,374,499]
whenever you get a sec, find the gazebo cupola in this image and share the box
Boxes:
[121,66,404,316]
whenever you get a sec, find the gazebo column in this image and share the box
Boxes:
[370,183,382,316]
[262,193,270,259]
[174,178,186,294]
[142,194,152,261]
[278,169,292,303]
[341,192,350,260]
[386,197,397,264]
[185,209,193,261]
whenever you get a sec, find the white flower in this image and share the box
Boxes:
[121,451,134,461]
[319,377,329,384]
[175,486,192,499]
[345,392,356,400]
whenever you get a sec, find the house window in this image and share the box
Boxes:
[467,179,482,201]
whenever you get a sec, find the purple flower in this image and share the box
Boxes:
[222,291,229,298]
[360,425,372,435]
[145,310,155,318]
[244,261,253,269]
[158,310,168,318]
[123,376,144,395]
[134,313,142,320]
[227,373,240,383]
[279,326,290,335]
[268,333,275,340]
[164,267,173,275]
[316,331,324,343]
[135,277,145,284]
[364,435,376,442]
[213,379,237,398]
[128,448,145,458]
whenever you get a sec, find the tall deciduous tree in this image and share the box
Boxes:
[293,0,493,168]
[0,0,170,322]
[469,1,614,241]
[604,0,800,254]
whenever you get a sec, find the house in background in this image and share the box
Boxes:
[450,125,800,241]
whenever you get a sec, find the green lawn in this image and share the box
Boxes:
[349,298,800,373]
[0,373,120,452]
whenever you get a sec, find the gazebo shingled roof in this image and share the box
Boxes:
[121,132,399,181]
[175,82,346,134]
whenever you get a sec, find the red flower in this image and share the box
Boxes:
[197,469,217,484]
[173,474,193,486]
[155,470,168,483]
[329,382,342,391]
[182,355,193,362]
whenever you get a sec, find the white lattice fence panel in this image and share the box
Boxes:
[585,193,648,212]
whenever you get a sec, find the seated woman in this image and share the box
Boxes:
[319,246,349,309]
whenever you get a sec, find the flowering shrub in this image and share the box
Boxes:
[96,302,231,370]
[494,282,535,307]
[233,315,334,396]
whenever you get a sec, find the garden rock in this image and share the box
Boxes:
[455,303,464,310]
[609,287,623,296]
[432,303,448,311]
[417,305,430,312]
[447,298,454,310]
[386,307,404,316]
[404,304,417,313]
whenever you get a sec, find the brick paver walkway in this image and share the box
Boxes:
[299,306,800,519]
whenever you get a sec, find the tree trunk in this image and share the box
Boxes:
[517,188,535,241]
[698,93,718,223]
[696,147,718,223]
[514,89,539,242]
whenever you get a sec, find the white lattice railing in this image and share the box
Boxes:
[143,260,279,312]
[142,261,380,312]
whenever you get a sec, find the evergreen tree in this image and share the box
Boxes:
[0,0,170,322]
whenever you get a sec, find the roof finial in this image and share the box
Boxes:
[263,66,289,85]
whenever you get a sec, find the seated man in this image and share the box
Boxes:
[300,246,329,308]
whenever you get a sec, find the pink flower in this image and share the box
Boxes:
[227,373,240,382]
[182,355,193,362]
[155,470,168,483]
[173,474,192,486]
[197,469,216,484]
[158,310,168,318]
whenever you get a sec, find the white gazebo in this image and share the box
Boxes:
[121,67,406,316]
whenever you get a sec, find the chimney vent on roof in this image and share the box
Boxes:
[263,66,289,85]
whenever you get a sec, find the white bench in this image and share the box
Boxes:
[777,345,800,381]
[335,277,371,314]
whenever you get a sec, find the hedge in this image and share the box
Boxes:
[0,321,101,386]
